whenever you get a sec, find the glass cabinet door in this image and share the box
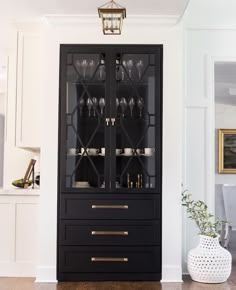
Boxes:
[111,49,162,192]
[60,49,109,191]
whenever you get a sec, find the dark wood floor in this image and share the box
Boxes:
[0,274,235,290]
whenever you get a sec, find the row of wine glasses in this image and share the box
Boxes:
[75,59,105,80]
[117,97,144,117]
[120,59,144,80]
[78,96,144,118]
[75,58,144,81]
[79,97,105,117]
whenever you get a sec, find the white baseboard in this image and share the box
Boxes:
[0,262,36,277]
[161,265,183,283]
[35,266,57,283]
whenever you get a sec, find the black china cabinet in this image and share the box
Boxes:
[57,44,163,281]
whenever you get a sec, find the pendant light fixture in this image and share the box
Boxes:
[98,0,126,35]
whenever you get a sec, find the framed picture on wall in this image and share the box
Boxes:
[218,129,236,174]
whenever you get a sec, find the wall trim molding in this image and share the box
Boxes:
[161,265,183,282]
[186,26,236,31]
[0,262,36,277]
[43,14,179,27]
[35,266,57,283]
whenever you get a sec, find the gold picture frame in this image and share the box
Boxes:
[218,129,236,174]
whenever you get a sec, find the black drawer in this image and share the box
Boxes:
[59,246,161,273]
[59,220,160,246]
[60,195,160,220]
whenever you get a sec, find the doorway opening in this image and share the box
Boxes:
[215,61,236,269]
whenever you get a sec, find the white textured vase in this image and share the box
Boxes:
[188,235,232,283]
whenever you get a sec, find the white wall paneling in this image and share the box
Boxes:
[0,193,39,277]
[2,26,39,187]
[15,30,41,148]
[183,0,236,273]
[36,19,183,282]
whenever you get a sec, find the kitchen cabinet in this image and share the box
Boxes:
[58,44,163,281]
[15,30,41,149]
[0,190,39,277]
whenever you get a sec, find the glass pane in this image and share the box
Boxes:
[115,53,157,190]
[65,53,106,189]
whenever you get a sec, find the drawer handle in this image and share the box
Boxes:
[91,231,128,236]
[92,205,128,209]
[91,257,128,262]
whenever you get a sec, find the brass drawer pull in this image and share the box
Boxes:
[91,257,128,262]
[92,205,128,209]
[91,231,128,236]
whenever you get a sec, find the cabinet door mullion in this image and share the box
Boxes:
[109,50,118,191]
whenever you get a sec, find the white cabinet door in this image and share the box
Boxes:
[0,193,39,277]
[16,31,40,149]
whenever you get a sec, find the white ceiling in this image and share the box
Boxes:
[215,62,236,106]
[0,0,190,22]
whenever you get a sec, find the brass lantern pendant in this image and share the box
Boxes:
[98,0,126,35]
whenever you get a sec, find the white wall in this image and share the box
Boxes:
[183,0,236,273]
[36,19,183,282]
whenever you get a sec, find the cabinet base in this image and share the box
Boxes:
[57,272,161,281]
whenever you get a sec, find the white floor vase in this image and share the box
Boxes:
[188,235,232,283]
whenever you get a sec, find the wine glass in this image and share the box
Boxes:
[75,60,81,76]
[122,60,126,80]
[136,60,144,80]
[88,60,95,79]
[126,60,133,79]
[99,59,105,80]
[116,98,119,115]
[99,98,105,116]
[128,97,135,117]
[78,97,85,116]
[92,97,98,117]
[86,97,93,117]
[137,97,144,118]
[81,59,88,79]
[120,97,127,117]
[116,98,119,109]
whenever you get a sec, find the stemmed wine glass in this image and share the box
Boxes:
[75,60,81,75]
[92,97,98,117]
[81,60,88,79]
[78,97,85,116]
[128,97,135,117]
[126,60,133,79]
[99,59,105,80]
[88,60,95,79]
[120,97,127,117]
[137,97,144,118]
[86,97,93,117]
[122,61,126,80]
[136,60,144,80]
[99,97,105,116]
[116,98,120,115]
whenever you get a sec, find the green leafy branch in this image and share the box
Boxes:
[182,191,221,238]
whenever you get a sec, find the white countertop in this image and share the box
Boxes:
[0,187,40,196]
